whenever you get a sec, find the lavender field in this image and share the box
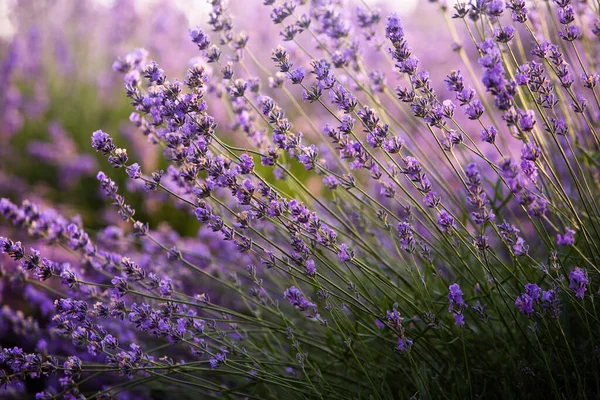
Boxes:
[1,0,600,398]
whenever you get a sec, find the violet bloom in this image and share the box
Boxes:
[448,283,467,326]
[397,222,415,252]
[512,237,529,256]
[287,67,305,84]
[569,267,588,299]
[158,277,173,298]
[386,308,404,331]
[337,243,353,261]
[0,237,24,260]
[63,356,82,377]
[385,308,412,352]
[305,259,316,277]
[481,126,497,144]
[525,283,541,300]
[322,175,339,189]
[542,288,562,318]
[108,148,128,168]
[209,348,228,370]
[126,163,141,179]
[507,0,528,23]
[437,210,456,234]
[517,109,536,132]
[465,100,484,120]
[396,337,413,353]
[495,25,515,43]
[385,13,404,43]
[111,277,129,298]
[330,85,357,113]
[515,293,535,317]
[284,286,316,311]
[498,221,528,256]
[556,227,575,246]
[559,25,581,42]
[238,154,255,174]
[515,283,541,317]
[91,130,115,155]
[582,72,599,90]
[189,26,210,50]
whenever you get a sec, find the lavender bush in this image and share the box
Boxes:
[2,0,600,398]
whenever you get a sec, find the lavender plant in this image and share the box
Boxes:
[2,0,600,398]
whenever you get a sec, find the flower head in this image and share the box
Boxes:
[569,268,588,299]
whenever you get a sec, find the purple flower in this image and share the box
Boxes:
[453,314,465,326]
[448,284,466,310]
[385,13,404,43]
[323,175,339,189]
[143,61,165,84]
[108,148,128,168]
[271,3,295,24]
[63,356,82,377]
[549,117,568,136]
[0,237,24,260]
[397,222,415,252]
[158,277,173,298]
[60,269,77,288]
[516,283,544,317]
[298,145,318,171]
[517,109,536,132]
[542,288,562,318]
[445,70,464,93]
[494,25,515,43]
[521,142,540,162]
[557,227,575,246]
[448,283,467,326]
[557,5,575,25]
[512,236,529,256]
[525,283,541,300]
[189,26,210,50]
[437,210,456,234]
[126,163,141,179]
[515,293,535,317]
[238,154,255,174]
[571,94,587,113]
[465,100,484,120]
[569,267,588,299]
[287,67,305,84]
[582,72,599,89]
[396,337,413,353]
[481,126,497,144]
[488,0,505,16]
[507,0,528,23]
[330,85,357,113]
[305,259,316,277]
[559,25,581,42]
[91,130,115,155]
[111,277,129,298]
[284,286,316,311]
[209,348,228,370]
[337,243,353,261]
[6,3,600,394]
